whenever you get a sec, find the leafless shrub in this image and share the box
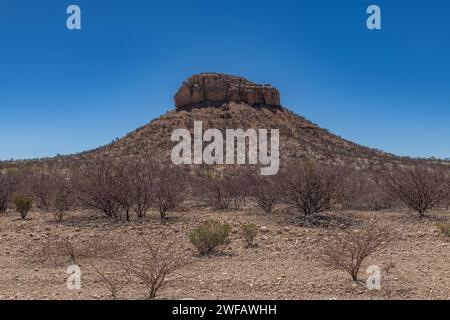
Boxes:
[90,260,131,300]
[0,172,19,213]
[131,163,155,219]
[30,170,55,211]
[226,174,250,210]
[74,161,183,221]
[74,161,122,219]
[153,167,186,220]
[63,238,79,264]
[51,175,76,221]
[201,174,248,211]
[110,161,157,221]
[203,176,232,210]
[280,161,346,217]
[342,172,394,211]
[316,220,398,282]
[124,237,189,300]
[113,165,136,221]
[385,166,449,217]
[250,175,281,214]
[29,238,126,267]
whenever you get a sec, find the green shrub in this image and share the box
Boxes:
[13,194,33,219]
[189,220,231,255]
[436,223,450,239]
[241,223,258,247]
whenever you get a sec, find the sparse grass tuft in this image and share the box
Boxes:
[241,223,258,247]
[436,223,450,239]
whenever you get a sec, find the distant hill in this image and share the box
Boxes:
[1,73,447,171]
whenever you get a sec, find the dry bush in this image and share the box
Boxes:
[241,223,258,247]
[89,245,132,300]
[153,167,186,220]
[131,162,155,219]
[113,163,136,221]
[90,259,131,299]
[223,167,254,209]
[112,161,157,220]
[386,166,449,217]
[198,172,248,211]
[316,220,398,282]
[0,172,19,213]
[224,176,247,210]
[74,161,122,219]
[280,161,346,217]
[342,172,394,211]
[75,161,183,221]
[250,175,281,214]
[29,238,126,267]
[124,237,189,300]
[206,177,233,210]
[12,194,33,219]
[30,170,55,211]
[189,220,231,255]
[51,175,76,221]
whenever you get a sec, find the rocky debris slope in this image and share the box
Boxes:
[174,73,281,109]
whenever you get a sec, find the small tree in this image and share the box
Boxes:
[316,220,397,282]
[13,194,33,219]
[189,220,231,255]
[386,166,448,218]
[280,161,346,216]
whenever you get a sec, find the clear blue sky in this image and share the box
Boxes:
[1,0,449,160]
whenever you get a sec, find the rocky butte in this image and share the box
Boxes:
[174,73,281,110]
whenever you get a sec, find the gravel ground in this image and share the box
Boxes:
[0,204,449,300]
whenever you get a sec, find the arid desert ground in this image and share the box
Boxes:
[1,203,448,300]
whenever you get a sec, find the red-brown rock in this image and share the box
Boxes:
[174,73,281,109]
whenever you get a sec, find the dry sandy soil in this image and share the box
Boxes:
[0,203,449,300]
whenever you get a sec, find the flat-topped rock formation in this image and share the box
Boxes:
[174,73,281,109]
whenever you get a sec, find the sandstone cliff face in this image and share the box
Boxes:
[174,73,281,109]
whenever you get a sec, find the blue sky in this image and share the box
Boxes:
[1,0,449,160]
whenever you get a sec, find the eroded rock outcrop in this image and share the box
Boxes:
[174,73,281,109]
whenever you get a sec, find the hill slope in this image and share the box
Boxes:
[2,73,446,171]
[74,102,426,170]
